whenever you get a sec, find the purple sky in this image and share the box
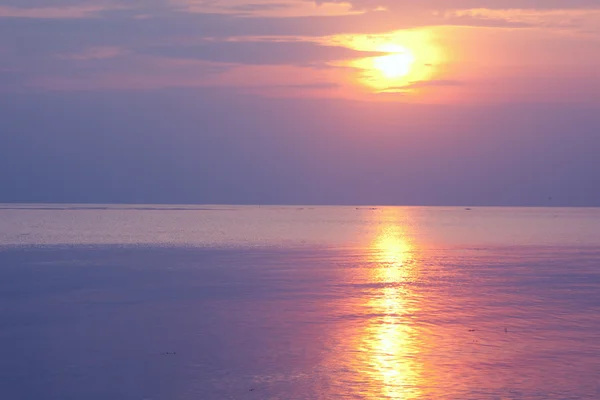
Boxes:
[1,0,599,205]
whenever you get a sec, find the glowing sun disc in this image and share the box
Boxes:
[373,45,415,79]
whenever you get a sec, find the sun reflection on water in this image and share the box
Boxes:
[359,212,423,399]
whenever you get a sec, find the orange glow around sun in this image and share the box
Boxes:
[326,29,447,94]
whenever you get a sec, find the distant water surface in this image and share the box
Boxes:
[1,205,599,399]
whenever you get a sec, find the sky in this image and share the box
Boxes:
[1,0,600,206]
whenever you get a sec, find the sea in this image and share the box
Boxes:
[1,204,599,399]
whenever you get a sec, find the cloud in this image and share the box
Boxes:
[344,0,600,12]
[382,79,465,92]
[441,13,533,28]
[24,56,234,91]
[59,46,126,60]
[143,40,382,65]
[268,82,340,89]
[0,4,121,19]
[230,3,292,13]
[448,8,600,31]
[171,0,364,17]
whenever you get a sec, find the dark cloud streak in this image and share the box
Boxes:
[143,41,383,65]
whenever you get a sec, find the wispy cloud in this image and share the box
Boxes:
[142,40,383,65]
[343,0,600,12]
[448,8,600,31]
[380,79,465,93]
[26,56,233,91]
[171,0,364,17]
[0,5,120,19]
[268,82,340,89]
[59,46,126,60]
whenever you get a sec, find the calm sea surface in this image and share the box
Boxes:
[1,205,600,399]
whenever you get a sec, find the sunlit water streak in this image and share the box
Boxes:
[1,206,600,399]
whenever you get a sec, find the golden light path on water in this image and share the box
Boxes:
[365,212,422,399]
[331,209,425,399]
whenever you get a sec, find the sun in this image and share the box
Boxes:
[326,29,445,94]
[373,44,416,79]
